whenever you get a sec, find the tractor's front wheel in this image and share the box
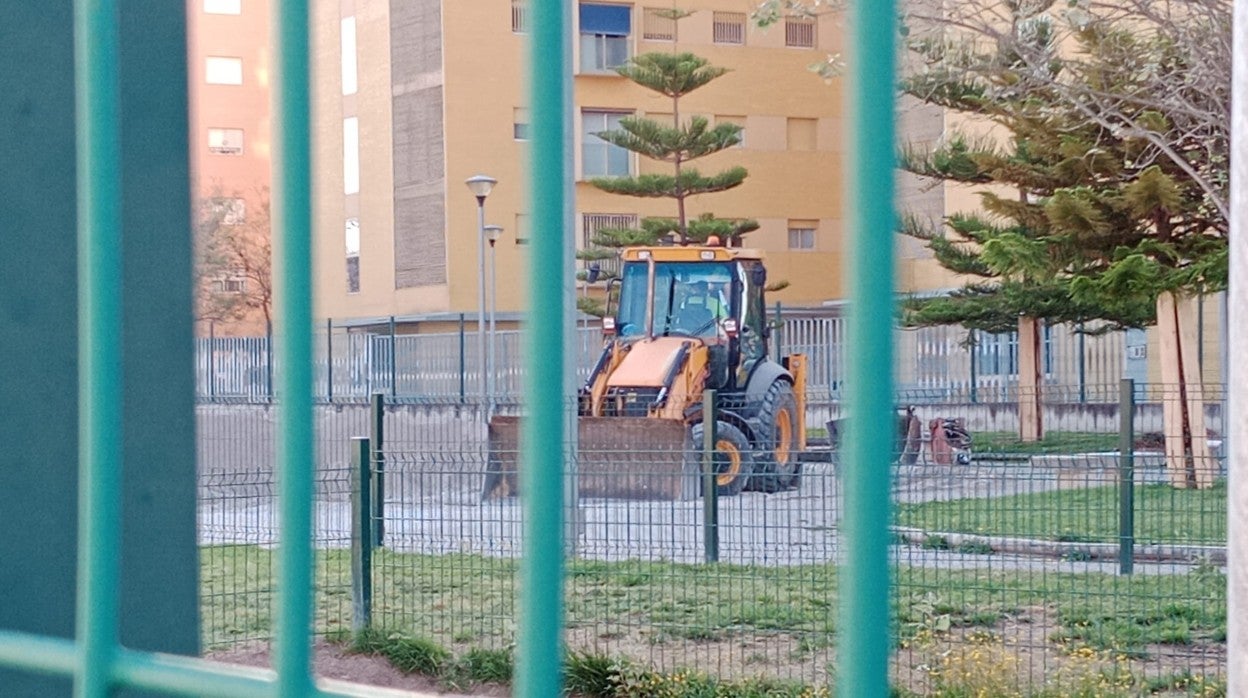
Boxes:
[690,421,754,497]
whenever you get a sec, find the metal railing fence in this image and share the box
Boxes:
[197,383,1228,693]
[199,312,1199,403]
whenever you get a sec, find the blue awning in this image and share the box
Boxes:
[580,3,631,36]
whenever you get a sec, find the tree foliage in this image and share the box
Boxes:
[194,187,273,329]
[893,0,1227,333]
[584,52,758,255]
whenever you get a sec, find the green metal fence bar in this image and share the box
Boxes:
[702,390,719,564]
[0,631,274,698]
[839,0,896,695]
[520,0,569,695]
[0,630,79,677]
[352,436,374,633]
[272,0,316,693]
[73,0,124,694]
[371,392,386,546]
[1119,378,1136,574]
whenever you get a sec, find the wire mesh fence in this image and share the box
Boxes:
[196,306,1228,406]
[198,401,370,648]
[197,383,1228,693]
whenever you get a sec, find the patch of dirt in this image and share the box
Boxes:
[207,641,511,697]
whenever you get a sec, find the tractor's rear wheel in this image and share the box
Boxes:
[753,380,802,492]
[691,421,754,497]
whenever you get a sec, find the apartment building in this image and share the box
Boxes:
[311,0,878,327]
[188,0,273,335]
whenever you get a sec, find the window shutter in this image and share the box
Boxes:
[580,4,631,36]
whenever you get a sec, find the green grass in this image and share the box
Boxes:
[201,546,1226,658]
[895,480,1227,546]
[970,431,1120,455]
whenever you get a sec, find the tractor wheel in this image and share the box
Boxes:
[690,421,754,497]
[753,380,802,492]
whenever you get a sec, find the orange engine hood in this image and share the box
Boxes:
[606,337,699,388]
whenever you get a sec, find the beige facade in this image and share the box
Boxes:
[312,1,856,325]
[188,0,274,335]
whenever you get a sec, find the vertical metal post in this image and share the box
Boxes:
[350,437,372,633]
[475,197,488,418]
[825,318,834,398]
[73,0,123,693]
[773,301,784,361]
[326,318,334,402]
[265,319,274,401]
[702,390,719,563]
[969,331,978,404]
[388,315,397,398]
[370,392,385,547]
[208,322,217,399]
[458,313,466,403]
[489,240,497,413]
[1078,323,1086,403]
[521,0,568,693]
[840,0,896,695]
[1229,1,1247,679]
[1119,378,1135,575]
[271,0,315,690]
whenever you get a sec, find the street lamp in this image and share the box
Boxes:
[465,174,496,417]
[581,262,601,333]
[484,224,503,416]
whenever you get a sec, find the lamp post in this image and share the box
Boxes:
[581,262,601,332]
[465,174,496,418]
[484,224,502,416]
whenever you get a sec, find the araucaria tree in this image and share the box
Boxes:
[897,1,1227,485]
[581,51,758,277]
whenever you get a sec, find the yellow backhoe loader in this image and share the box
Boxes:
[485,241,807,500]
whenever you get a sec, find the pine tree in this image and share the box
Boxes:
[579,51,758,313]
[899,3,1226,478]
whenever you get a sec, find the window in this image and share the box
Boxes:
[514,213,531,245]
[345,218,360,293]
[785,17,816,48]
[786,117,817,151]
[579,3,631,72]
[582,212,638,276]
[512,0,529,33]
[513,107,530,140]
[581,110,631,177]
[642,7,675,41]
[715,114,745,147]
[788,221,816,250]
[205,56,242,85]
[343,117,359,195]
[340,17,358,96]
[207,127,244,155]
[713,12,745,44]
[209,197,246,225]
[212,274,247,294]
[203,0,240,14]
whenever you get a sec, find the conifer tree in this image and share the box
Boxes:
[579,51,759,303]
[898,3,1226,478]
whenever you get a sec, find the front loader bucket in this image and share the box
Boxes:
[483,416,697,500]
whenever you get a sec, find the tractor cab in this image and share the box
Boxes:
[604,245,771,392]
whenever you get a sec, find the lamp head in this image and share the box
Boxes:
[464,174,497,200]
[484,224,503,245]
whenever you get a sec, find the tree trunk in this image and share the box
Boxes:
[1156,292,1215,489]
[1018,316,1043,443]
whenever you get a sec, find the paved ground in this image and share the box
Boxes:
[198,447,1211,574]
